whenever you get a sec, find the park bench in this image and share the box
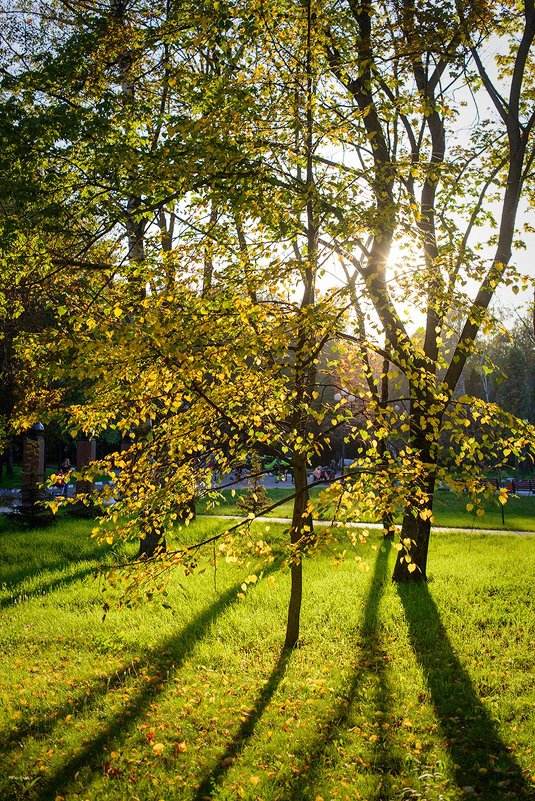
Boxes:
[506,479,535,495]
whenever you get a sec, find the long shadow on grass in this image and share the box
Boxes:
[0,539,111,596]
[0,566,96,610]
[282,544,399,800]
[398,584,533,800]
[193,649,292,800]
[0,558,279,755]
[0,650,146,751]
[23,565,281,801]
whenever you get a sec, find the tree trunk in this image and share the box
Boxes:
[137,526,166,559]
[392,463,436,582]
[392,509,432,582]
[392,383,439,583]
[284,0,318,650]
[202,202,218,297]
[284,456,312,648]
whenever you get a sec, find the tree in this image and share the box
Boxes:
[313,0,535,581]
[9,0,357,648]
[7,0,535,653]
[237,455,271,514]
[463,303,535,430]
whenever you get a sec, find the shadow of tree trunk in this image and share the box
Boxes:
[283,544,398,800]
[11,564,281,801]
[0,566,96,610]
[193,649,292,800]
[397,583,533,800]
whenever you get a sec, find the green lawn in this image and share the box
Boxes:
[0,465,60,490]
[0,514,534,800]
[2,468,534,530]
[199,486,535,531]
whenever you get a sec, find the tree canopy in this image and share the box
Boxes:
[3,0,535,644]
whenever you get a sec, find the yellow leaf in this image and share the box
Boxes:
[250,776,260,785]
[113,306,122,317]
[407,563,417,573]
[152,742,165,755]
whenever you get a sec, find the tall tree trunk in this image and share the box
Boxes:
[392,409,437,581]
[392,487,434,582]
[6,445,14,479]
[202,202,218,296]
[284,0,318,648]
[284,456,312,648]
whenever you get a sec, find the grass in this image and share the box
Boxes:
[0,465,61,490]
[199,486,535,531]
[2,468,534,530]
[0,513,534,801]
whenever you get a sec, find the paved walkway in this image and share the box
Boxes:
[211,472,534,536]
[199,514,535,537]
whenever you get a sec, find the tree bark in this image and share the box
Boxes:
[137,526,166,559]
[6,446,14,479]
[284,456,312,648]
[391,377,441,582]
[392,419,437,581]
[392,499,433,582]
[284,0,318,649]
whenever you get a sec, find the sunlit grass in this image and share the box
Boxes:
[199,487,535,531]
[0,515,534,800]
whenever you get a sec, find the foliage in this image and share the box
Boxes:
[201,485,535,532]
[236,455,271,514]
[4,0,535,651]
[464,304,535,425]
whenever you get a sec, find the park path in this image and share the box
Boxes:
[199,514,535,537]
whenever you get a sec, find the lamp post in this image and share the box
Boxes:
[334,389,356,476]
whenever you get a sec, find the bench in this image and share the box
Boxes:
[507,479,535,495]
